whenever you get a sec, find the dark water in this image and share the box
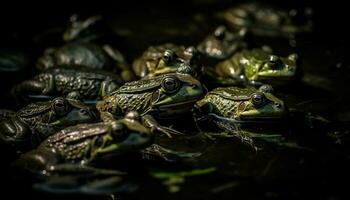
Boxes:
[1,0,349,199]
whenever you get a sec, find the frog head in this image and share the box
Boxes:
[245,53,300,84]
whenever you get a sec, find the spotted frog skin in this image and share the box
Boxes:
[204,48,301,86]
[132,44,200,78]
[96,69,205,137]
[0,97,96,150]
[12,67,124,105]
[14,112,152,180]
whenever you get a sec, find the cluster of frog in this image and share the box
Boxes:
[0,2,313,196]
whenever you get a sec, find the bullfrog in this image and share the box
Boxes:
[96,67,205,138]
[222,2,313,38]
[194,85,287,143]
[12,67,124,105]
[36,42,135,82]
[204,48,301,87]
[132,44,200,78]
[197,26,247,62]
[0,97,96,150]
[14,112,152,194]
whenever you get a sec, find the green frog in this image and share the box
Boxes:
[197,26,247,62]
[204,48,301,87]
[14,112,152,194]
[194,85,287,144]
[96,67,205,138]
[0,97,96,150]
[222,2,313,38]
[132,44,200,78]
[12,67,124,105]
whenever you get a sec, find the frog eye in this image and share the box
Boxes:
[95,136,104,147]
[214,26,227,40]
[161,76,180,93]
[163,50,175,64]
[251,93,266,107]
[267,55,282,69]
[52,98,70,116]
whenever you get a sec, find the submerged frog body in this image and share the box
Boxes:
[204,48,301,86]
[132,44,200,78]
[14,112,152,193]
[12,67,124,105]
[223,2,313,38]
[0,97,96,150]
[197,26,247,62]
[97,68,205,137]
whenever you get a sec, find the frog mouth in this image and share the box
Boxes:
[153,99,198,117]
[157,99,198,110]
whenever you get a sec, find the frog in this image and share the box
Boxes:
[36,42,135,82]
[13,112,152,194]
[197,26,247,63]
[96,67,206,138]
[63,15,111,43]
[132,44,200,78]
[194,85,287,143]
[203,48,301,87]
[12,67,124,105]
[0,97,97,150]
[222,2,313,38]
[36,14,135,82]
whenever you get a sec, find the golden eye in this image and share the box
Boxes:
[52,98,69,116]
[161,76,180,93]
[251,92,266,107]
[163,50,175,64]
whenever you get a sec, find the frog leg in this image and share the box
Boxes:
[13,74,54,97]
[142,114,184,138]
[102,45,136,82]
[100,79,120,98]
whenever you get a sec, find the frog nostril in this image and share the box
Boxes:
[79,109,88,115]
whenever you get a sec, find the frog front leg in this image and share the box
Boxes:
[142,114,184,138]
[13,74,55,97]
